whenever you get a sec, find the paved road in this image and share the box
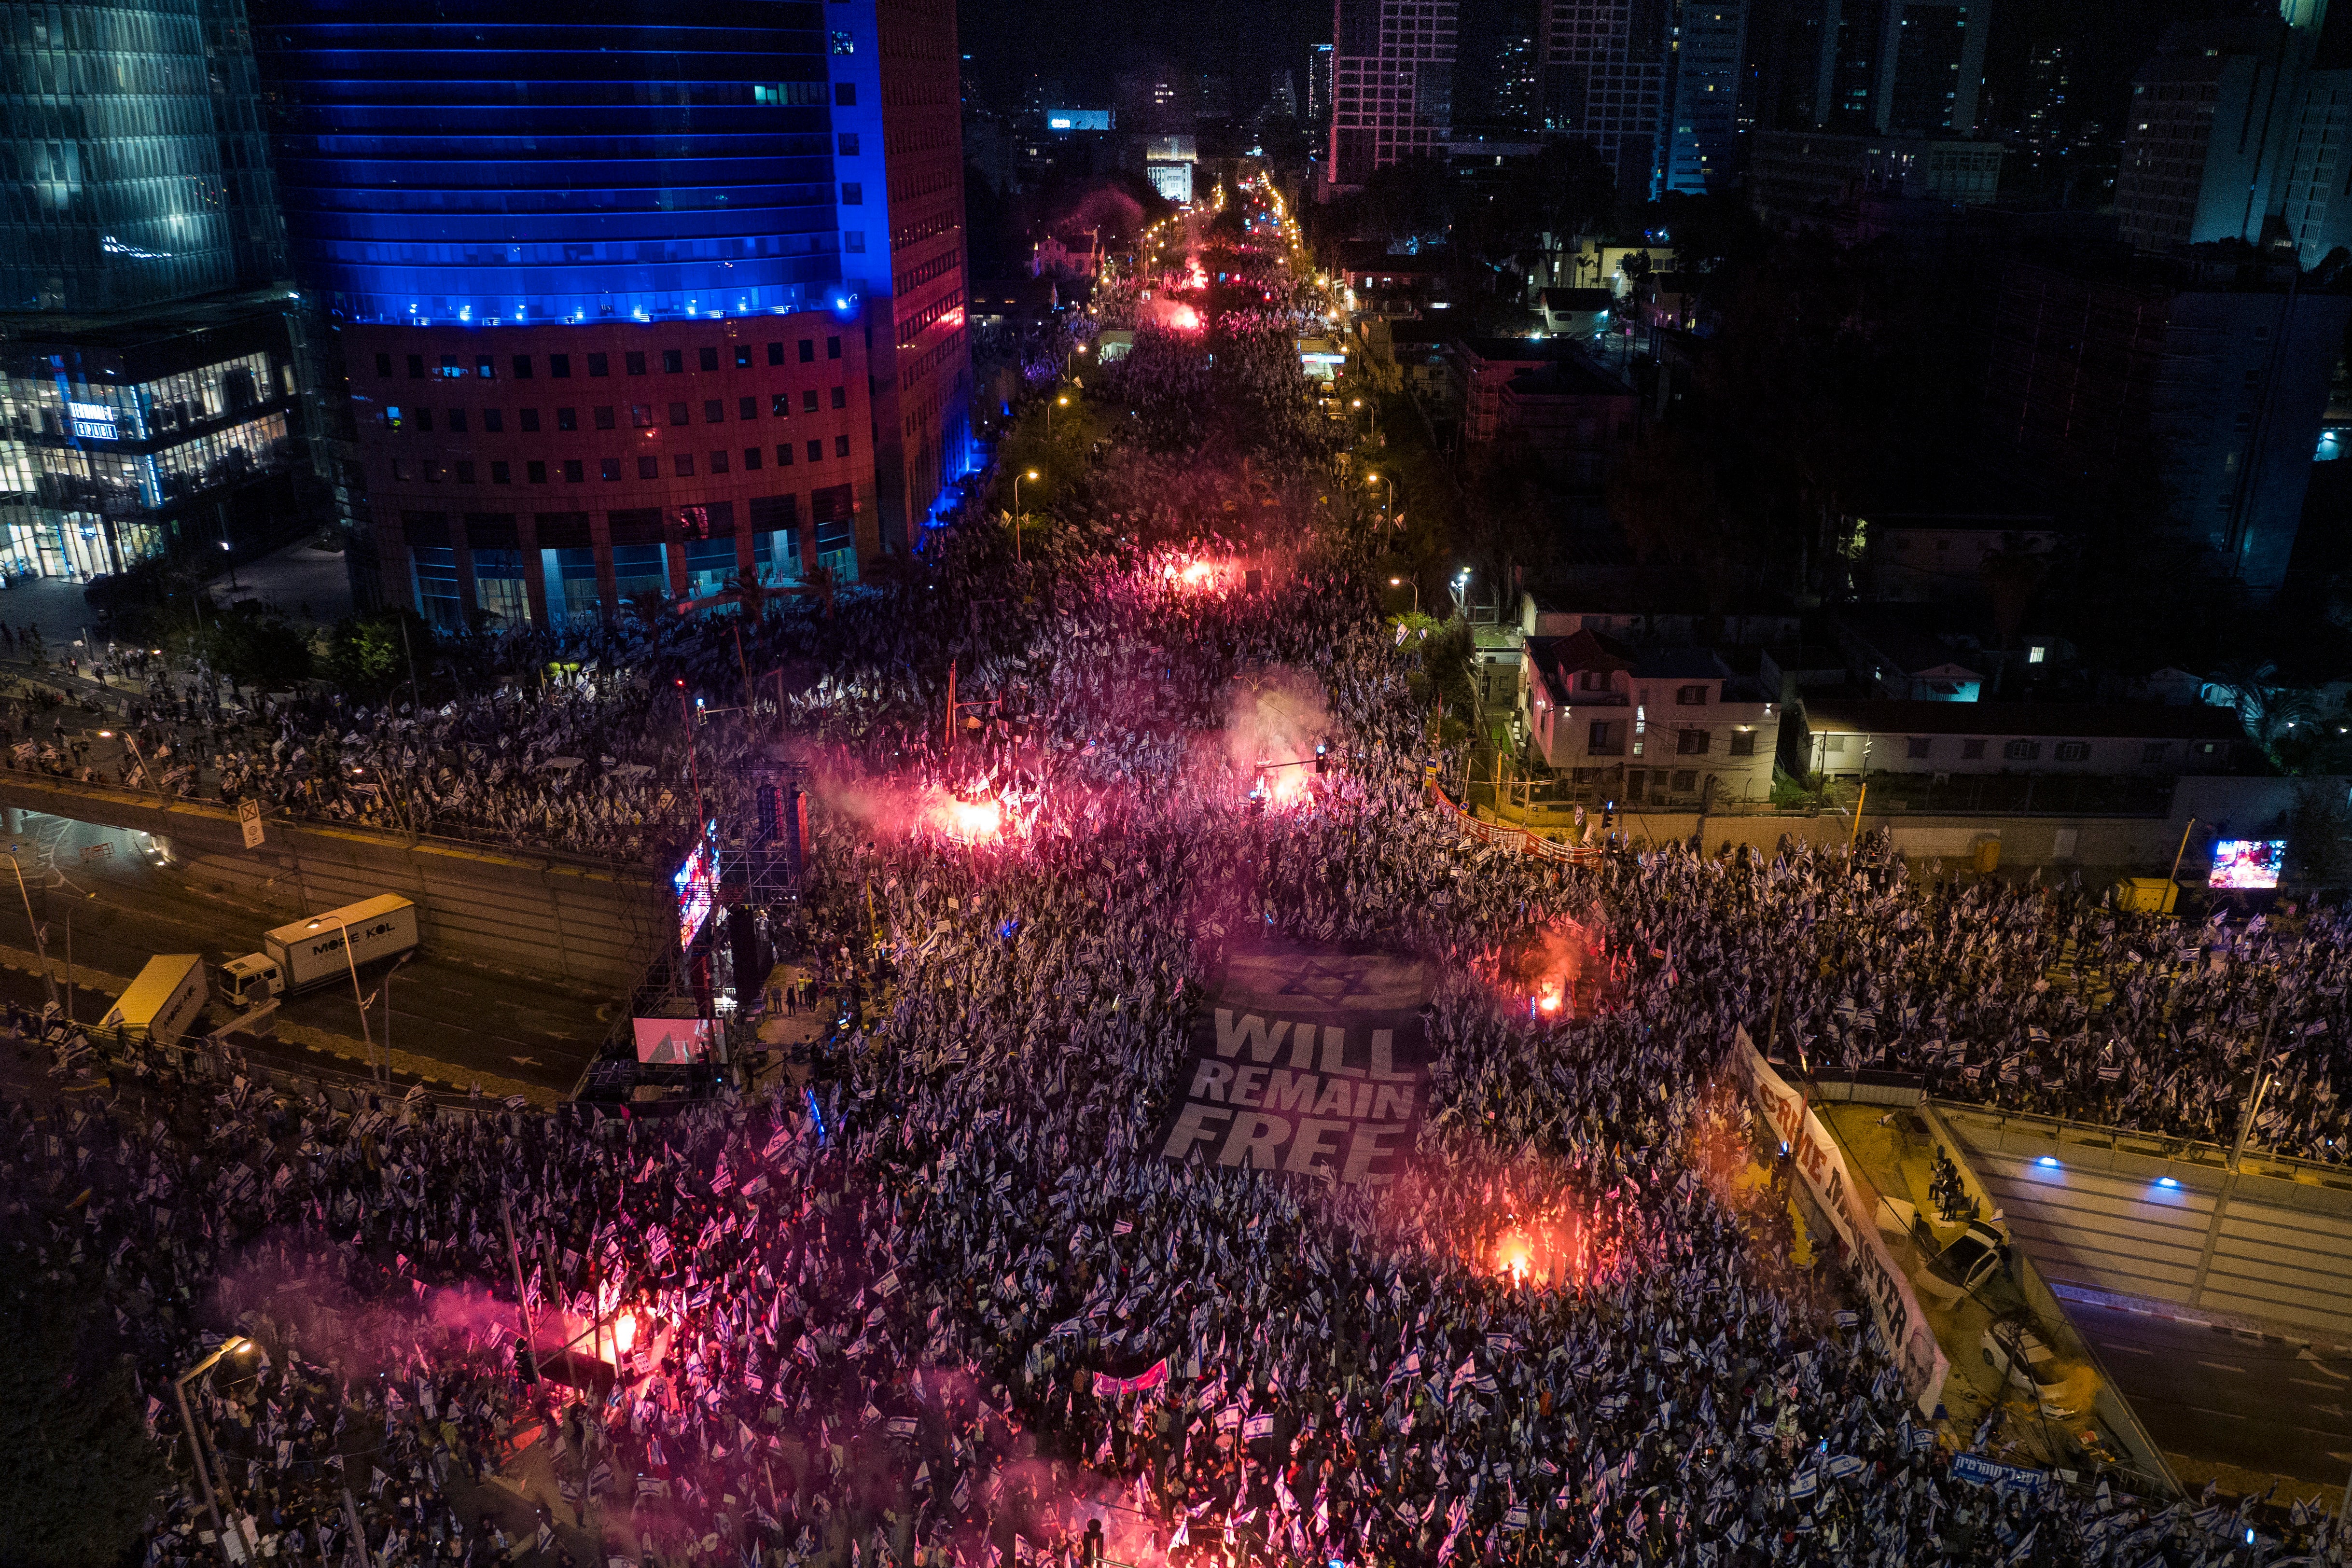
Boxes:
[2068,1300,2352,1487]
[0,810,609,1097]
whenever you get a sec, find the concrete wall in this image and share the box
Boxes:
[0,773,662,989]
[1936,1102,2352,1343]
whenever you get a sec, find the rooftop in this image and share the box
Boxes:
[1803,700,2246,742]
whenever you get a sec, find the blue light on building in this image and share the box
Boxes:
[250,2,847,325]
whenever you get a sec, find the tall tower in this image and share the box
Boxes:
[0,0,313,586]
[2114,7,2330,253]
[1538,0,1674,202]
[1664,0,1749,193]
[2,0,282,313]
[249,0,970,620]
[1328,0,1460,192]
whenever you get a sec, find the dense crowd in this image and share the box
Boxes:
[4,184,2343,1568]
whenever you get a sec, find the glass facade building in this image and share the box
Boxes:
[2,0,284,313]
[1,0,311,584]
[248,0,850,325]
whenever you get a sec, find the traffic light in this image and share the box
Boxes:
[1602,800,1616,833]
[1314,740,1330,775]
[514,1343,540,1385]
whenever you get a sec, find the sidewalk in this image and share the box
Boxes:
[0,538,354,653]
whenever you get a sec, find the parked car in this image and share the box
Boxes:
[1981,1318,2081,1418]
[1916,1219,2010,1304]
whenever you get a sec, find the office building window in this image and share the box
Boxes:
[473,548,530,626]
[413,545,463,628]
[639,457,659,479]
[542,545,598,622]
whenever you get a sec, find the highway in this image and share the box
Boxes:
[2068,1299,2352,1488]
[0,809,610,1099]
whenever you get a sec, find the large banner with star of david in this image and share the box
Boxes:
[1157,945,1434,1188]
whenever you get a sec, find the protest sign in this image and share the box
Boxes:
[1159,944,1433,1188]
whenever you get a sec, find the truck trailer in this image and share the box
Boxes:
[101,954,209,1049]
[220,894,420,1008]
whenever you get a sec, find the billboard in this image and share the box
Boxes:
[2209,838,2285,890]
[673,823,719,950]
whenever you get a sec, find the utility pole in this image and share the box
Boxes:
[500,1193,537,1380]
[945,660,957,756]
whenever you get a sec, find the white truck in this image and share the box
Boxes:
[219,893,421,1008]
[101,954,209,1049]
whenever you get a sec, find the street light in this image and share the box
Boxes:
[306,912,378,1087]
[1366,471,1394,524]
[1048,393,1070,437]
[1012,469,1041,563]
[1389,575,1420,615]
[175,1335,255,1558]
[4,844,56,1009]
[1351,396,1378,435]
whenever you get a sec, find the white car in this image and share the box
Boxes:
[1980,1320,2079,1418]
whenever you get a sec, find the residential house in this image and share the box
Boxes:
[1521,591,1800,648]
[1030,234,1099,279]
[1798,700,2249,780]
[1832,610,1986,701]
[1537,287,1617,337]
[1522,630,1778,806]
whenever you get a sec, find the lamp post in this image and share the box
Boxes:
[305,912,377,1088]
[5,844,56,1009]
[1351,396,1378,435]
[1366,471,1394,525]
[1048,394,1070,438]
[1389,575,1420,615]
[1012,469,1041,563]
[175,1335,254,1557]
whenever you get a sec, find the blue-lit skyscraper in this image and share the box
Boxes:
[247,0,971,620]
[249,4,847,324]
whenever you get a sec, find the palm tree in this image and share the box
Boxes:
[627,587,669,630]
[722,569,769,623]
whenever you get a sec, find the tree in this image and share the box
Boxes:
[1605,427,1746,608]
[1977,535,2051,652]
[320,608,429,699]
[0,1297,169,1568]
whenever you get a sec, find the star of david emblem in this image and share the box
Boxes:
[1276,957,1375,1003]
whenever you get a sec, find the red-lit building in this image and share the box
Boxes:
[347,321,876,627]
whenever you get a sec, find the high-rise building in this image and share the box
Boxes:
[1309,43,1336,133]
[246,0,971,623]
[2113,6,2335,256]
[1328,0,1460,191]
[0,0,325,583]
[2280,68,2352,266]
[1272,71,1301,121]
[1986,248,2352,595]
[1663,0,1749,193]
[1537,0,1672,200]
[1452,0,1544,137]
[1747,0,1986,137]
